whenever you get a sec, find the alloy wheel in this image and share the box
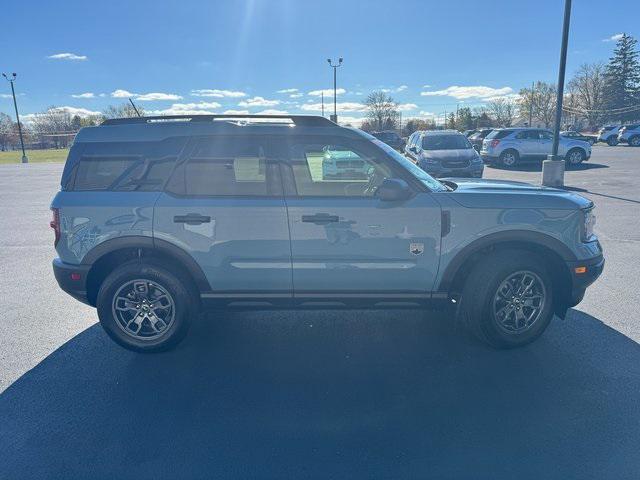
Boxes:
[112,279,175,340]
[492,270,547,334]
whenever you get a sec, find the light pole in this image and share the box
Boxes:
[542,0,572,187]
[327,57,342,123]
[2,73,28,163]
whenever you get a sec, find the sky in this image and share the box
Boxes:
[0,0,638,126]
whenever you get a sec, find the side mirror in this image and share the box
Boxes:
[408,146,417,154]
[375,178,412,202]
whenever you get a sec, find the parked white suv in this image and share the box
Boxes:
[597,125,622,146]
[481,128,592,168]
[617,124,640,147]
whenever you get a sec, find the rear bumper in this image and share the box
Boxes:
[53,258,92,305]
[566,254,604,306]
[422,163,484,178]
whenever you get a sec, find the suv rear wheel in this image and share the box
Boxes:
[459,250,554,349]
[499,149,519,168]
[97,261,197,352]
[607,136,619,146]
[629,135,640,147]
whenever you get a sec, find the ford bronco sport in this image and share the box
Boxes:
[51,115,604,352]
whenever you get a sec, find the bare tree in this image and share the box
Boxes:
[488,98,517,127]
[0,112,14,151]
[518,81,557,128]
[103,103,145,119]
[364,91,399,131]
[567,63,608,128]
[30,106,75,148]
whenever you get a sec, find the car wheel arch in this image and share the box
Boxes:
[83,236,209,306]
[440,231,575,313]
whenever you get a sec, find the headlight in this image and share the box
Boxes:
[582,207,596,242]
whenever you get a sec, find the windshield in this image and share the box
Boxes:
[367,136,447,192]
[422,135,471,150]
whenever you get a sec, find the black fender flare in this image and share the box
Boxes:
[438,230,576,292]
[81,236,211,292]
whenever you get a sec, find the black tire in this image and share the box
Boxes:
[96,260,198,352]
[565,148,585,167]
[629,135,640,147]
[607,136,619,146]
[499,149,519,168]
[458,250,554,349]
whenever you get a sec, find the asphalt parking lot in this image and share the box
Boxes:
[1,144,639,479]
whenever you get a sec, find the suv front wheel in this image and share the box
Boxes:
[565,148,585,166]
[459,250,554,349]
[97,261,197,352]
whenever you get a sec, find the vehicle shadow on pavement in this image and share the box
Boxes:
[2,309,639,479]
[486,162,609,173]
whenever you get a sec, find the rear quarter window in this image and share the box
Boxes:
[486,130,512,140]
[70,137,187,191]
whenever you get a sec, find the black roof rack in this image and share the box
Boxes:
[101,114,336,127]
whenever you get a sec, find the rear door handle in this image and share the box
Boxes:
[173,213,211,225]
[301,213,339,225]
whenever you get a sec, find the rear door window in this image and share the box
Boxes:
[165,136,281,197]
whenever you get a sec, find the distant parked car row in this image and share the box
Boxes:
[596,124,640,146]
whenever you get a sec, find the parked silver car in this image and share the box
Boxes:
[617,124,640,146]
[597,125,622,146]
[481,128,592,168]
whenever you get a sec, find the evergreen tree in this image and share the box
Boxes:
[604,33,640,122]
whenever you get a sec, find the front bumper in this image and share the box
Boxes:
[53,258,92,305]
[565,254,605,306]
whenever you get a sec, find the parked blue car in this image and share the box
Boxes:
[51,115,603,352]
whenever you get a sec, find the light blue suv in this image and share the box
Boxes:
[51,115,604,352]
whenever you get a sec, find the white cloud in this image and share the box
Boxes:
[397,103,418,111]
[254,109,289,115]
[419,111,435,117]
[191,89,247,98]
[223,109,250,115]
[423,84,432,88]
[47,52,87,61]
[110,89,182,101]
[603,33,624,42]
[71,92,95,98]
[381,85,409,93]
[420,85,514,100]
[290,93,303,98]
[111,89,135,98]
[483,93,521,102]
[0,94,12,98]
[396,85,408,92]
[277,88,298,93]
[22,106,101,123]
[301,102,366,113]
[135,92,182,101]
[335,116,365,127]
[308,88,346,97]
[147,101,221,116]
[238,96,281,107]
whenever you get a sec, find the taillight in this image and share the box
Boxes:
[490,139,501,148]
[50,208,60,247]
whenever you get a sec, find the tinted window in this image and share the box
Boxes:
[72,137,186,191]
[486,130,513,140]
[287,138,395,197]
[422,134,471,150]
[166,136,279,196]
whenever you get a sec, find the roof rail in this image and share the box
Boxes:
[101,114,336,127]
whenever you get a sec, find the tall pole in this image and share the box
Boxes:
[542,0,572,187]
[2,73,28,163]
[327,57,342,123]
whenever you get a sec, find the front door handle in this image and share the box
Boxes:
[301,213,339,225]
[173,213,211,225]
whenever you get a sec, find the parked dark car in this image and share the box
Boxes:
[561,131,597,145]
[468,128,493,151]
[371,131,405,150]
